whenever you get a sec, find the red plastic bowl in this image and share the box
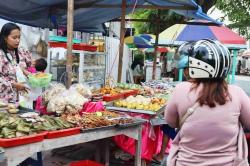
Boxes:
[70,160,104,166]
[0,132,46,148]
[45,127,81,139]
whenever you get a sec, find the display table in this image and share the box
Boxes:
[0,124,143,166]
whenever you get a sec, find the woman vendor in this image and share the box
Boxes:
[0,22,32,102]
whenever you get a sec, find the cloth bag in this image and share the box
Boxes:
[167,103,249,166]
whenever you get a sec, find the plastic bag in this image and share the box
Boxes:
[69,83,92,98]
[79,101,104,115]
[42,83,66,105]
[47,90,88,114]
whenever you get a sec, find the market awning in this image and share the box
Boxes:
[0,0,220,32]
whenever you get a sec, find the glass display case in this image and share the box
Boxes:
[47,48,106,88]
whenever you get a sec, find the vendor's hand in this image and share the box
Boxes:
[21,68,30,76]
[12,82,29,93]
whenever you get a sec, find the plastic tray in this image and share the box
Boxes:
[115,119,146,129]
[105,105,156,115]
[0,132,46,148]
[49,42,97,52]
[81,125,116,133]
[45,127,81,139]
[123,89,139,98]
[49,42,67,48]
[73,44,97,52]
[70,160,104,166]
[102,94,124,102]
[49,36,81,43]
[106,102,166,116]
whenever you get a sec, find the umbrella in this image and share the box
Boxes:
[158,23,247,48]
[144,47,168,53]
[139,34,155,42]
[124,36,153,48]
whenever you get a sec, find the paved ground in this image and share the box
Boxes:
[235,75,250,96]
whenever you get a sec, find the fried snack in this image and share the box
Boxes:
[79,111,133,129]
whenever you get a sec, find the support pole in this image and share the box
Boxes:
[152,10,160,80]
[117,0,126,82]
[231,49,237,84]
[178,69,183,81]
[66,0,74,88]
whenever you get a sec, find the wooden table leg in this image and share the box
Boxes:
[135,125,142,166]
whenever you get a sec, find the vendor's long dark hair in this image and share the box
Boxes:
[190,79,232,107]
[0,23,20,63]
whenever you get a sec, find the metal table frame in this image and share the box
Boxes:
[1,124,142,166]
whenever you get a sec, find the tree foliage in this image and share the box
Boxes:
[131,0,216,35]
[131,10,184,34]
[215,0,250,38]
[131,0,250,38]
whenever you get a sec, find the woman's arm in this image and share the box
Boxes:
[238,87,250,129]
[22,68,31,76]
[18,48,32,69]
[0,55,15,95]
[165,85,180,128]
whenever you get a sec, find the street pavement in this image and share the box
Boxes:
[235,75,250,96]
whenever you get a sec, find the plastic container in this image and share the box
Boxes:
[45,127,81,139]
[48,42,67,48]
[102,93,124,102]
[73,44,97,52]
[28,74,52,88]
[70,160,104,166]
[123,89,139,98]
[0,132,46,148]
[49,36,81,43]
[49,42,97,52]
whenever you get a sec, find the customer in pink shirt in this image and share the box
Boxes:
[165,39,250,165]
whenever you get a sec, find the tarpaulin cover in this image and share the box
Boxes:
[0,0,220,32]
[113,113,171,160]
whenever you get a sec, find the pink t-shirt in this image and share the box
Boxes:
[165,82,250,165]
[27,67,36,73]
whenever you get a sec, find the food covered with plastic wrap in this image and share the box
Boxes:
[47,90,88,114]
[69,83,92,99]
[42,83,66,105]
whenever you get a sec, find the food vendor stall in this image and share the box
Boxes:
[0,83,146,166]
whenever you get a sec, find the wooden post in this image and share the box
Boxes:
[117,0,126,82]
[152,10,160,80]
[66,0,74,88]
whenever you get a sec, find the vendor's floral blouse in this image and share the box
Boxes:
[0,48,31,102]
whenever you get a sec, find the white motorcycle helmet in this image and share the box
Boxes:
[186,39,231,79]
